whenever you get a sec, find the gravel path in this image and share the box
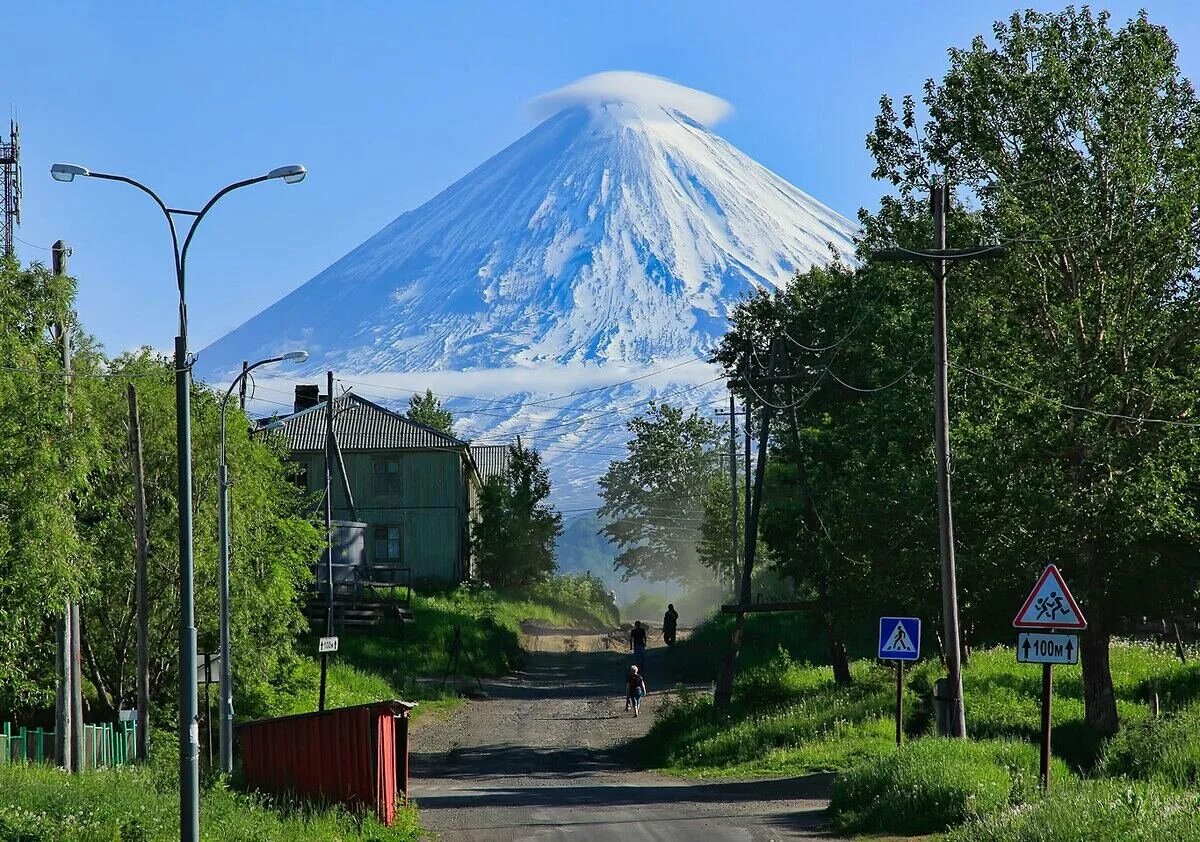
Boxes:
[408,626,840,841]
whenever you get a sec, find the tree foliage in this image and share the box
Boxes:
[406,389,454,435]
[865,6,1200,733]
[709,8,1200,729]
[599,404,724,584]
[72,351,322,718]
[0,254,322,721]
[0,256,85,714]
[475,442,562,588]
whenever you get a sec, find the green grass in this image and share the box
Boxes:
[255,580,617,718]
[945,778,1200,841]
[829,738,1071,835]
[0,763,419,841]
[643,652,900,777]
[1100,701,1200,788]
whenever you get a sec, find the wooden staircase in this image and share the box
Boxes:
[305,564,414,631]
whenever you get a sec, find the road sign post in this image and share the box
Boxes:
[1013,565,1086,793]
[878,617,920,747]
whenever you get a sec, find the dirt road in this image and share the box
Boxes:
[409,626,837,841]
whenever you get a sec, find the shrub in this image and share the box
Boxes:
[1101,702,1200,787]
[829,738,1071,835]
[947,779,1200,841]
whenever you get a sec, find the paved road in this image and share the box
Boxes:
[409,628,838,841]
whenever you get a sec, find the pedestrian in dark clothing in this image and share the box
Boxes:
[663,604,679,647]
[625,665,648,716]
[630,621,648,668]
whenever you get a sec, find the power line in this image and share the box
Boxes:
[949,361,1200,428]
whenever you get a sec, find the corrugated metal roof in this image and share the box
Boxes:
[268,392,468,452]
[470,444,511,483]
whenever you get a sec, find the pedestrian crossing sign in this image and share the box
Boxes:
[878,617,921,661]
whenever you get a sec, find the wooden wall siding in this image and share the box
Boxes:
[297,449,467,582]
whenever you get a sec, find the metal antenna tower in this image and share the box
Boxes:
[0,121,21,257]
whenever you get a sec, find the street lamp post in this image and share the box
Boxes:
[217,350,307,775]
[51,162,305,842]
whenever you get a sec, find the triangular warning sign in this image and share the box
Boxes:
[880,620,916,654]
[1013,565,1087,629]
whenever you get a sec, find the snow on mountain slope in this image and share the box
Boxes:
[199,71,858,506]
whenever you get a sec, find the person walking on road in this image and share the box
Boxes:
[625,665,648,717]
[630,620,648,668]
[662,603,679,647]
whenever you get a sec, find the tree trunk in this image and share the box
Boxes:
[826,620,852,686]
[1080,611,1119,734]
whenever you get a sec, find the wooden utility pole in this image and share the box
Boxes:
[51,240,83,771]
[929,182,966,738]
[318,370,335,712]
[714,395,743,589]
[238,360,248,411]
[873,179,1005,738]
[714,339,780,708]
[128,384,150,761]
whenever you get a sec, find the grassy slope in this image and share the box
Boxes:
[0,582,613,841]
[649,613,1200,778]
[250,583,616,719]
[646,612,1200,840]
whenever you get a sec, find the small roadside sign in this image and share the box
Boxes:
[1017,632,1079,665]
[1013,565,1087,629]
[318,636,339,654]
[878,617,921,661]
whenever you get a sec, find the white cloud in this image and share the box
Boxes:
[529,71,732,127]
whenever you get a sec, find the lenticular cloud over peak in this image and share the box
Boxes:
[528,71,732,126]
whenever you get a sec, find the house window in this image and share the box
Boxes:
[374,526,401,561]
[373,458,401,493]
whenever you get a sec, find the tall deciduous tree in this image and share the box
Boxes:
[73,350,322,718]
[406,389,454,435]
[599,404,723,584]
[475,442,562,588]
[0,256,87,716]
[866,7,1200,733]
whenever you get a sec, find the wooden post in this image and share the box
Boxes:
[319,371,335,712]
[1040,662,1053,792]
[128,384,151,762]
[895,662,904,747]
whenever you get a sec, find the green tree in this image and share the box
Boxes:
[713,264,931,686]
[0,256,86,716]
[406,389,454,435]
[73,351,322,718]
[475,442,562,588]
[599,404,723,584]
[865,7,1200,732]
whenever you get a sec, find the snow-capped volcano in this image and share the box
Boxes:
[199,72,857,503]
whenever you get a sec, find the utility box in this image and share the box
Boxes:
[238,699,417,826]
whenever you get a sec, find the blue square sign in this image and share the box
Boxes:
[878,617,921,661]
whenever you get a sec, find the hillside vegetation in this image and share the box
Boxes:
[646,611,1200,838]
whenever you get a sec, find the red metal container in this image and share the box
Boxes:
[238,699,416,826]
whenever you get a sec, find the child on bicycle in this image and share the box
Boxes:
[625,664,648,717]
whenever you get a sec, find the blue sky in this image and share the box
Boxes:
[6,1,1198,355]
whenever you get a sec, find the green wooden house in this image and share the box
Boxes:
[269,388,488,584]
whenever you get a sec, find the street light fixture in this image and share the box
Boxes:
[216,351,307,775]
[51,162,305,842]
